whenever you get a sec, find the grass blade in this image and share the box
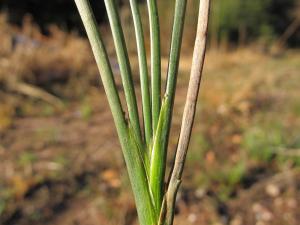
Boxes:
[163,0,187,146]
[73,0,126,139]
[147,0,161,134]
[104,0,143,147]
[129,0,152,148]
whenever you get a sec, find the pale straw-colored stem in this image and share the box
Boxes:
[164,1,211,224]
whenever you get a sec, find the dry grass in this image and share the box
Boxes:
[0,14,99,98]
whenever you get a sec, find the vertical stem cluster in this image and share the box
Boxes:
[149,0,187,213]
[74,0,210,224]
[104,0,143,146]
[74,1,156,224]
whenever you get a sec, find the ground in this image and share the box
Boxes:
[0,17,300,225]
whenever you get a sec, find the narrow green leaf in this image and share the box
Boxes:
[129,0,152,148]
[147,0,161,135]
[164,0,187,129]
[125,126,158,224]
[149,96,168,211]
[104,0,143,147]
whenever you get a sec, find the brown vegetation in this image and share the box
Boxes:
[0,13,300,225]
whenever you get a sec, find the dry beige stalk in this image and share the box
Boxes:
[164,0,211,224]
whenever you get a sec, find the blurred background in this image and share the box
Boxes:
[0,0,299,225]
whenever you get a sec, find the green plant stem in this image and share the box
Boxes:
[74,1,156,224]
[150,96,168,211]
[149,0,187,213]
[147,0,161,135]
[163,0,187,142]
[129,0,152,148]
[165,1,210,224]
[104,0,143,147]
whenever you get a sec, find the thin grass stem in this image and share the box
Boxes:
[104,0,143,147]
[129,0,152,148]
[147,0,161,135]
